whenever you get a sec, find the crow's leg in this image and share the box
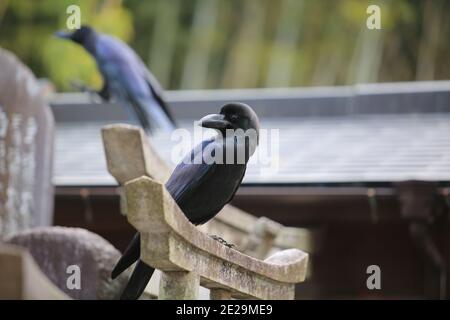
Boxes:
[209,234,236,248]
[97,82,110,101]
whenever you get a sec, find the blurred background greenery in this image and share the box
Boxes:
[0,0,448,91]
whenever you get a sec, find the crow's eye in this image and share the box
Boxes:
[229,114,238,122]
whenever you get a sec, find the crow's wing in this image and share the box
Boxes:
[165,139,217,207]
[94,35,175,132]
[111,140,214,280]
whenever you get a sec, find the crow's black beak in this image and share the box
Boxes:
[199,114,231,130]
[54,30,72,39]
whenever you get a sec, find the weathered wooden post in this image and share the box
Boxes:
[0,49,54,238]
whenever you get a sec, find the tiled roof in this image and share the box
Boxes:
[53,114,450,186]
[52,83,450,187]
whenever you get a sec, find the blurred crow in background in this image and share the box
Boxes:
[111,102,260,299]
[55,25,176,134]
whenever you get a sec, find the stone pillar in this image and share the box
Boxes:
[210,288,232,300]
[159,271,200,299]
[0,48,54,238]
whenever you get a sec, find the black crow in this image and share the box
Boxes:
[112,102,260,299]
[55,25,176,133]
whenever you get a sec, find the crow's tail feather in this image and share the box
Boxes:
[111,233,140,279]
[120,260,155,300]
[132,97,176,135]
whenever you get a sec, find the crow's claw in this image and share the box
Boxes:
[209,234,236,248]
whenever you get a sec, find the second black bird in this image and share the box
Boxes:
[55,25,176,134]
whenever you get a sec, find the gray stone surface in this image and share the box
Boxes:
[159,271,200,300]
[0,49,54,238]
[6,226,129,300]
[0,244,69,299]
[125,176,308,300]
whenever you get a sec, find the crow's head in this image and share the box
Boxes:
[200,103,259,132]
[55,25,94,45]
[199,102,260,146]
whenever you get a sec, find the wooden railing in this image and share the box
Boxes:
[102,124,309,299]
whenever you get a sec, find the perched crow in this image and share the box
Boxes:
[55,25,176,133]
[111,102,260,299]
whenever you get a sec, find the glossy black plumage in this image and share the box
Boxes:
[112,102,260,299]
[119,260,154,300]
[111,233,140,280]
